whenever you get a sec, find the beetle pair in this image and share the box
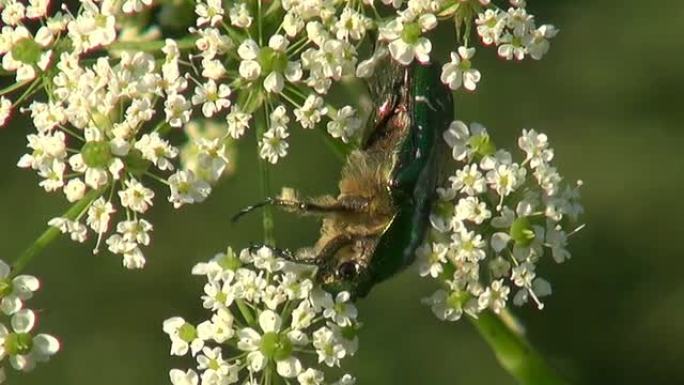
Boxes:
[236,58,453,298]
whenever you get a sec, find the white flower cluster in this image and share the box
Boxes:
[15,39,220,269]
[475,1,558,61]
[0,260,59,382]
[0,2,230,268]
[362,0,558,93]
[419,121,583,321]
[164,246,359,385]
[185,0,367,163]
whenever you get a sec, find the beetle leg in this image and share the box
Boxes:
[272,195,370,215]
[233,190,372,222]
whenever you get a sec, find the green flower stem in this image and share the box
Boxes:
[469,310,570,385]
[236,299,256,326]
[257,107,275,245]
[11,189,103,277]
[108,36,197,52]
[0,79,30,97]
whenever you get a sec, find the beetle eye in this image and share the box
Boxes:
[337,262,358,280]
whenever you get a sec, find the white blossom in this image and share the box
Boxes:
[420,122,583,321]
[166,246,360,385]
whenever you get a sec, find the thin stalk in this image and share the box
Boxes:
[257,104,275,245]
[0,80,30,97]
[236,299,256,326]
[469,310,570,385]
[11,189,103,277]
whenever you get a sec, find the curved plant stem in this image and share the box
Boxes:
[469,310,570,385]
[11,189,103,277]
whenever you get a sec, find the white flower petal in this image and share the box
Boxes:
[12,309,35,333]
[258,309,281,333]
[276,356,302,378]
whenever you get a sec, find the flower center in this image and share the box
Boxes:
[0,279,12,297]
[218,251,242,271]
[260,331,292,360]
[401,22,421,44]
[447,291,466,309]
[179,323,197,342]
[81,141,113,168]
[5,332,33,355]
[468,133,495,157]
[510,217,535,247]
[11,38,42,65]
[258,47,287,74]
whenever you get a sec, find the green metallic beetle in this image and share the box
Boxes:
[238,58,453,298]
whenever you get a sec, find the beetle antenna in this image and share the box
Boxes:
[231,198,274,223]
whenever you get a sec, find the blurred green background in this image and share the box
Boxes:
[1,0,683,384]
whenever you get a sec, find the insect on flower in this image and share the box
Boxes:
[234,56,454,298]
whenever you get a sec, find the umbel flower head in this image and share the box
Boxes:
[0,259,59,383]
[419,121,584,321]
[164,246,359,385]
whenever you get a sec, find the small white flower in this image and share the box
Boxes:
[478,280,510,313]
[525,24,558,60]
[379,15,435,65]
[455,196,491,225]
[476,9,505,45]
[0,309,60,372]
[195,0,224,27]
[259,125,290,164]
[450,164,486,196]
[416,243,448,278]
[168,170,211,208]
[486,163,526,201]
[86,198,115,234]
[323,292,358,327]
[442,120,489,161]
[0,260,40,315]
[226,106,252,139]
[498,31,527,61]
[450,230,486,263]
[312,327,346,367]
[163,317,206,356]
[422,290,465,321]
[118,178,154,213]
[229,3,252,28]
[441,47,481,91]
[191,80,232,118]
[165,94,192,128]
[327,106,360,143]
[518,129,553,169]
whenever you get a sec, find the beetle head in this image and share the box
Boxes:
[314,238,378,299]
